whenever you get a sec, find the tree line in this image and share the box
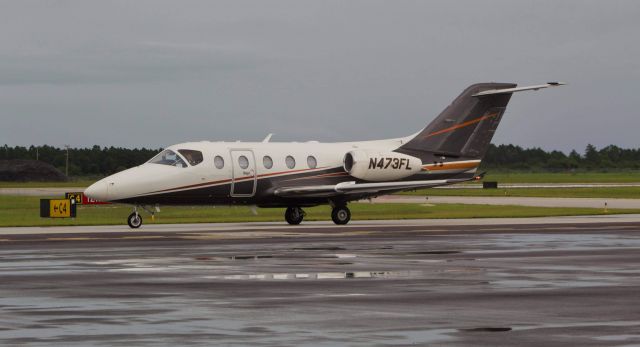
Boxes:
[481,144,640,170]
[1,145,160,177]
[1,143,639,177]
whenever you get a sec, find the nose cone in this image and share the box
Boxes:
[84,180,109,202]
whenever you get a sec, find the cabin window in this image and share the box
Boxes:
[307,155,317,169]
[148,149,187,168]
[285,155,296,169]
[214,155,224,169]
[178,149,203,166]
[238,155,249,169]
[263,155,273,169]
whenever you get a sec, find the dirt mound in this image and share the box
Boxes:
[0,160,68,182]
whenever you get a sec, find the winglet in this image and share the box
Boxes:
[472,82,566,97]
[262,133,274,143]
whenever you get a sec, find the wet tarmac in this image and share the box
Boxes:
[1,220,640,346]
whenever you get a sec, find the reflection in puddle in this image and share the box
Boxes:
[372,328,458,345]
[293,247,346,251]
[411,250,461,255]
[491,279,614,289]
[460,327,512,332]
[203,270,424,281]
[595,334,640,341]
[469,233,640,254]
[228,255,273,260]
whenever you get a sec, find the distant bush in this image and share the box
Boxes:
[480,144,640,172]
[0,145,160,177]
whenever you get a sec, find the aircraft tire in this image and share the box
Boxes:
[127,212,143,229]
[285,207,304,225]
[331,206,351,225]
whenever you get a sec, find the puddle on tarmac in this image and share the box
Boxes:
[370,328,458,345]
[490,278,615,289]
[410,250,461,255]
[292,247,346,251]
[228,255,273,260]
[193,254,349,262]
[0,296,272,345]
[512,320,640,331]
[202,270,425,281]
[595,334,640,341]
[469,233,640,254]
[460,327,512,332]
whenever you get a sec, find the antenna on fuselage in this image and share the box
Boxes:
[262,133,274,143]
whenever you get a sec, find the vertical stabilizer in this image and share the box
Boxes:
[396,83,516,160]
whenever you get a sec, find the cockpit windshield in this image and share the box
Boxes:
[178,149,203,166]
[148,149,188,168]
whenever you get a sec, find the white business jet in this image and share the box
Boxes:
[85,82,564,228]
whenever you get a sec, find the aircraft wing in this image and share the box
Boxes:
[273,178,468,198]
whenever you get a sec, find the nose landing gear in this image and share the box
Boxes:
[127,211,143,228]
[126,205,158,229]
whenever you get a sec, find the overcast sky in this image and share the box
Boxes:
[1,0,639,152]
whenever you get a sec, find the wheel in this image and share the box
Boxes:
[285,207,304,225]
[127,212,143,228]
[331,206,351,225]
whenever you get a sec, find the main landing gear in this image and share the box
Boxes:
[331,205,351,225]
[284,204,351,225]
[285,207,305,225]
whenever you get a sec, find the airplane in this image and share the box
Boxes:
[84,82,564,228]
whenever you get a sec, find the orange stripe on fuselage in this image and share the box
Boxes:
[422,161,479,171]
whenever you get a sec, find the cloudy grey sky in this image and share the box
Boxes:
[1,0,639,152]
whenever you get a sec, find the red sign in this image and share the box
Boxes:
[66,192,110,205]
[82,194,111,205]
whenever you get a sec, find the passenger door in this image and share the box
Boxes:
[230,150,257,197]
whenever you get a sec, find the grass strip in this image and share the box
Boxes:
[403,187,640,199]
[478,172,640,183]
[0,195,636,227]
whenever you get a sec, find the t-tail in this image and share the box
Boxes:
[395,82,565,162]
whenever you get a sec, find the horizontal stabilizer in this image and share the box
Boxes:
[472,82,566,97]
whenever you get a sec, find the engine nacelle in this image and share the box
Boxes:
[343,150,422,181]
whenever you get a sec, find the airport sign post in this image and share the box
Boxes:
[40,199,76,218]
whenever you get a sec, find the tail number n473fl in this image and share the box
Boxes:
[368,157,413,170]
[344,150,422,181]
